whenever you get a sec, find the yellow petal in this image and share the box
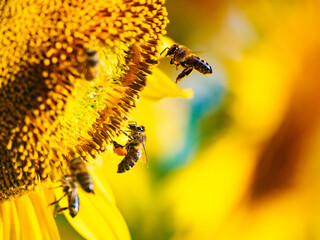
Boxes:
[14,190,60,240]
[0,206,3,239]
[10,201,21,240]
[29,190,60,240]
[63,171,131,240]
[142,68,193,101]
[42,187,56,214]
[0,200,20,240]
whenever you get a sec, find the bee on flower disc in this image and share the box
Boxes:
[112,123,147,173]
[161,43,212,83]
[82,48,100,80]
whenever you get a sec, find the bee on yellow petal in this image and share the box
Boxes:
[49,175,79,218]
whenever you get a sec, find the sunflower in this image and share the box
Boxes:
[0,0,190,239]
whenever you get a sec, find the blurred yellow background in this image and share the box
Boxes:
[58,0,320,239]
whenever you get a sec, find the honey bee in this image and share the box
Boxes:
[49,175,79,218]
[112,123,146,173]
[161,43,212,83]
[69,157,94,194]
[83,48,100,80]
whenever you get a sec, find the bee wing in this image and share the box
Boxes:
[121,130,134,139]
[84,155,103,170]
[192,51,206,55]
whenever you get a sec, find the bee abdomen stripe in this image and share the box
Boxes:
[76,172,94,193]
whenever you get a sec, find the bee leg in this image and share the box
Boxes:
[113,141,127,156]
[48,192,68,206]
[48,185,63,190]
[176,68,193,83]
[170,58,174,65]
[121,130,134,140]
[54,207,69,216]
[113,141,124,149]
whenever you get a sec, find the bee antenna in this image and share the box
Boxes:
[48,185,63,190]
[160,47,169,56]
[121,130,134,139]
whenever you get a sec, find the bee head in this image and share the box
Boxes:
[166,44,179,56]
[129,123,145,132]
[86,48,98,57]
[136,125,145,132]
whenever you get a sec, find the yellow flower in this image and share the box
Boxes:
[0,0,182,239]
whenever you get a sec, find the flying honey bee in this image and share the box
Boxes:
[49,175,79,218]
[112,123,146,173]
[83,48,100,80]
[161,43,212,83]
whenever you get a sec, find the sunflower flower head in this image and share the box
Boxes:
[0,0,168,203]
